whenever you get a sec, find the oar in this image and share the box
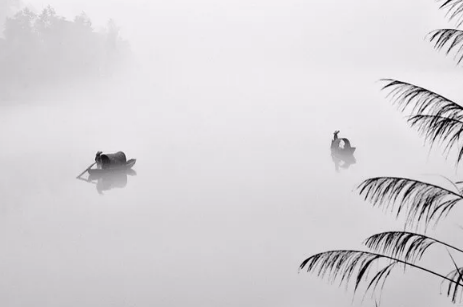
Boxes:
[76,176,97,184]
[76,162,96,179]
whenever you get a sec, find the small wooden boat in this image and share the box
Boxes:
[331,138,356,155]
[88,159,137,176]
[76,152,137,194]
[331,136,356,168]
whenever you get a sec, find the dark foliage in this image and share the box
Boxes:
[0,5,132,101]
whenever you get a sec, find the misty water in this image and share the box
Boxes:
[1,65,463,306]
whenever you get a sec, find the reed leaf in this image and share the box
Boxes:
[436,174,461,194]
[299,250,396,296]
[442,267,463,301]
[437,0,463,27]
[407,114,463,165]
[455,181,463,195]
[446,251,463,303]
[299,249,463,302]
[380,79,463,162]
[380,79,463,118]
[358,177,463,230]
[364,232,435,263]
[428,29,463,64]
[364,231,463,264]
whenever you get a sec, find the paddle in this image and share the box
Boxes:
[76,162,96,179]
[76,176,97,184]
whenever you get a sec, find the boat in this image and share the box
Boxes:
[331,138,356,156]
[76,151,137,194]
[330,133,356,168]
[95,151,129,169]
[88,158,137,176]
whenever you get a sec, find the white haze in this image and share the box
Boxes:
[1,0,463,307]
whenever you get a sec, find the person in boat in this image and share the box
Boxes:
[342,138,352,150]
[330,130,357,172]
[95,151,127,169]
[331,130,341,150]
[333,130,340,142]
[331,131,355,152]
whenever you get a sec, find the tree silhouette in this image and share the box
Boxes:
[0,5,132,101]
[0,0,20,35]
[300,0,463,305]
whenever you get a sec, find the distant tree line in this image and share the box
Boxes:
[0,5,132,101]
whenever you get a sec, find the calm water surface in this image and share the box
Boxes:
[0,69,461,307]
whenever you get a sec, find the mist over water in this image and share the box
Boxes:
[2,1,463,307]
[1,68,460,307]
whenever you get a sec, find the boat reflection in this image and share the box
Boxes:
[331,151,356,172]
[77,168,137,195]
[330,130,357,172]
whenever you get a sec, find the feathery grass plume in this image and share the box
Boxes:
[435,174,461,194]
[427,29,463,64]
[455,180,463,195]
[437,0,463,27]
[358,177,463,231]
[407,114,463,166]
[445,251,463,303]
[364,231,463,264]
[299,250,397,296]
[441,267,463,303]
[364,231,436,263]
[380,79,463,164]
[299,249,462,303]
[380,79,463,117]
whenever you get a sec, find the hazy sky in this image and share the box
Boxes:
[12,0,463,74]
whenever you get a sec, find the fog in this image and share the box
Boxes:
[1,0,463,306]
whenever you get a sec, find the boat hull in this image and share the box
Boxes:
[88,159,137,176]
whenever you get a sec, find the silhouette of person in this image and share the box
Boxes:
[331,130,341,150]
[333,130,340,142]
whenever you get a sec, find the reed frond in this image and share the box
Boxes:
[300,249,463,302]
[364,231,463,263]
[407,114,463,165]
[358,177,463,230]
[299,250,397,296]
[428,29,463,64]
[380,79,463,118]
[380,79,463,162]
[437,0,463,27]
[437,249,463,304]
[364,231,436,263]
[435,174,461,194]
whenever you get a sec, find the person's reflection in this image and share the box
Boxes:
[331,152,356,172]
[87,169,137,195]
